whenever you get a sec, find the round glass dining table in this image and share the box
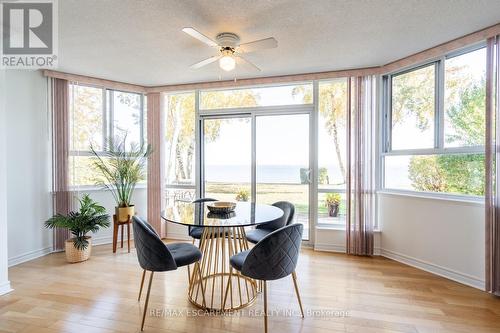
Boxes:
[161,201,283,312]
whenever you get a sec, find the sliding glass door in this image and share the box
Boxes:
[202,116,252,202]
[201,111,311,240]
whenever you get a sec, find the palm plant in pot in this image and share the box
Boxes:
[91,136,152,222]
[45,194,110,263]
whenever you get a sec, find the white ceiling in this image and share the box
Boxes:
[58,0,500,86]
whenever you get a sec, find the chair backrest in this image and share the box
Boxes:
[241,223,303,281]
[132,216,177,272]
[257,201,295,231]
[192,198,218,203]
[189,198,218,232]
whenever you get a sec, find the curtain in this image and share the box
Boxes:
[146,92,166,238]
[485,35,500,295]
[51,78,72,251]
[346,76,376,255]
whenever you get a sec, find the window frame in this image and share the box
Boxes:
[68,83,146,188]
[68,83,146,157]
[381,43,487,198]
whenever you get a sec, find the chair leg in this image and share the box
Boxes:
[291,271,304,318]
[138,269,146,301]
[263,281,268,333]
[141,271,154,331]
[187,265,192,287]
[195,262,207,307]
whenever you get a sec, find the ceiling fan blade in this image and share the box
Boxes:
[190,55,221,69]
[236,55,261,71]
[182,27,219,47]
[238,37,277,53]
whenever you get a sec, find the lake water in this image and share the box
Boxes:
[205,165,344,183]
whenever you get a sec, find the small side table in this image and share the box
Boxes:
[113,214,131,253]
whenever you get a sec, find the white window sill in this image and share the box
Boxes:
[67,184,147,192]
[315,224,381,233]
[377,189,484,206]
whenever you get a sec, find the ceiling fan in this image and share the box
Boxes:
[182,27,278,72]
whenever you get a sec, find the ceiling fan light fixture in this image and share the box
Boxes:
[219,50,236,71]
[219,55,235,72]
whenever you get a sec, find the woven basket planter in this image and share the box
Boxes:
[65,237,92,263]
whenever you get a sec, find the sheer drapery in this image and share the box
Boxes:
[51,78,72,251]
[485,35,500,295]
[346,76,376,255]
[146,92,166,238]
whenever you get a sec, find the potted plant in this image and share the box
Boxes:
[44,194,110,263]
[235,189,250,202]
[325,193,341,217]
[91,136,152,222]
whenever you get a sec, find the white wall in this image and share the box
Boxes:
[315,227,381,254]
[5,70,53,267]
[378,192,485,289]
[0,69,12,295]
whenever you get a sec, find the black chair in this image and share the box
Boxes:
[133,216,205,331]
[188,198,218,242]
[246,201,295,244]
[225,223,304,333]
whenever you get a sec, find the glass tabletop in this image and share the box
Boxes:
[161,201,284,227]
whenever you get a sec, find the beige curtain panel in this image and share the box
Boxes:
[51,78,72,251]
[346,76,376,256]
[485,35,500,296]
[146,92,166,238]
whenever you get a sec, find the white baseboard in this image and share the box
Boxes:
[380,249,485,290]
[0,281,13,295]
[92,236,114,246]
[8,246,52,267]
[314,243,382,255]
[314,243,345,253]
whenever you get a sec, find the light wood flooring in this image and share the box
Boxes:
[1,241,500,333]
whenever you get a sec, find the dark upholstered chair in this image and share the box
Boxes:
[133,216,205,331]
[246,201,295,244]
[225,223,304,333]
[188,198,218,242]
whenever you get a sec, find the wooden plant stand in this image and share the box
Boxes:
[112,214,131,253]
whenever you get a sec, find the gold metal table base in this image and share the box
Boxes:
[188,226,257,312]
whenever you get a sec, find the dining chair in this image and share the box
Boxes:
[133,216,206,331]
[245,201,295,244]
[225,223,304,333]
[188,198,218,242]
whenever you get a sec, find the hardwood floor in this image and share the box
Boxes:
[1,241,500,333]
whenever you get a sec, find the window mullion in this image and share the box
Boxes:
[108,90,114,149]
[436,58,445,149]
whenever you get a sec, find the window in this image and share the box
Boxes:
[68,83,145,186]
[317,79,348,224]
[383,46,486,197]
[200,84,312,110]
[164,92,196,206]
[391,64,435,150]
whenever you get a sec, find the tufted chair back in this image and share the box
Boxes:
[242,223,303,281]
[132,216,177,272]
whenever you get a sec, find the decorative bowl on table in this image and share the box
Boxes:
[207,211,235,219]
[207,201,236,214]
